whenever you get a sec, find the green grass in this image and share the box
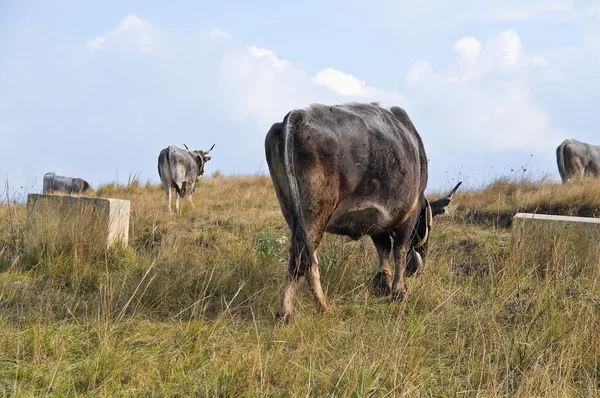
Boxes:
[1,176,600,396]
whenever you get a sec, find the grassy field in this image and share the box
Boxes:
[1,175,600,396]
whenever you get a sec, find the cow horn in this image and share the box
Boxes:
[447,181,462,200]
[206,143,215,153]
[183,143,189,150]
[414,199,432,249]
[430,181,463,216]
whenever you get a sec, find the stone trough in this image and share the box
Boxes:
[26,194,130,251]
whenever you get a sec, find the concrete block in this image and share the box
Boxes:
[26,194,130,251]
[511,213,600,276]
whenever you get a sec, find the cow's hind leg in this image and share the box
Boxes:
[305,247,329,313]
[279,229,328,321]
[279,271,301,322]
[278,181,336,321]
[391,216,418,301]
[168,188,173,212]
[188,182,196,208]
[163,185,173,212]
[371,234,392,296]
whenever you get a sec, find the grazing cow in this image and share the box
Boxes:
[265,102,461,321]
[157,143,215,212]
[556,139,600,183]
[42,172,91,195]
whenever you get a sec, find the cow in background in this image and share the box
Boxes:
[158,143,215,212]
[42,172,91,195]
[556,139,600,183]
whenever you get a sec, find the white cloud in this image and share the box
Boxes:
[86,14,155,53]
[208,28,232,39]
[454,37,483,63]
[406,61,435,86]
[220,49,405,130]
[312,68,368,96]
[447,30,547,81]
[247,46,289,68]
[487,29,522,67]
[405,29,560,155]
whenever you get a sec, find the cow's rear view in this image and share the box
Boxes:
[265,102,461,321]
[556,139,600,183]
[157,144,215,212]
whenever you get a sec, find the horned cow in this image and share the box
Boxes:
[157,143,215,212]
[265,102,461,321]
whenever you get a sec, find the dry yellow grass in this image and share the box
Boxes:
[455,176,600,227]
[0,176,599,396]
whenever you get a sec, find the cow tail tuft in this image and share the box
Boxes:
[284,110,313,277]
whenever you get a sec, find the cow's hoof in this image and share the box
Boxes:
[276,310,293,324]
[316,302,331,314]
[372,271,392,296]
[391,288,408,302]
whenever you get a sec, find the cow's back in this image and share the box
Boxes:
[269,102,428,236]
[170,146,194,182]
[302,103,427,201]
[158,145,198,190]
[44,173,75,193]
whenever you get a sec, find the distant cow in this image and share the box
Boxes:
[556,139,600,183]
[265,102,461,321]
[157,143,215,212]
[42,172,91,195]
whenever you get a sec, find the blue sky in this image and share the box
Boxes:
[2,0,600,199]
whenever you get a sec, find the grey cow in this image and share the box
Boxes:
[42,172,91,195]
[556,139,600,183]
[157,144,215,212]
[265,102,461,321]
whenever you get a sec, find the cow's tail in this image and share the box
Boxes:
[556,141,567,183]
[163,147,186,197]
[284,110,312,277]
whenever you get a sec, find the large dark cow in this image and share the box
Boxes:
[157,144,215,212]
[556,139,600,183]
[265,102,461,321]
[42,172,91,195]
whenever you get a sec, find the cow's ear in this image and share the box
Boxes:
[204,156,211,162]
[430,181,462,217]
